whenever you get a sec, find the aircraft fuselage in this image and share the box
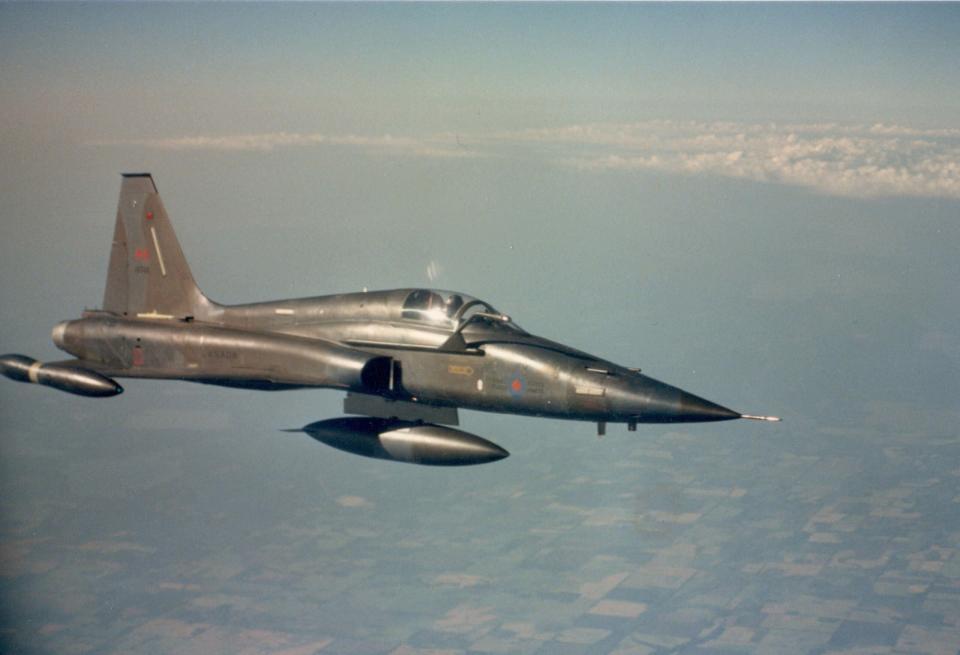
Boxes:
[52,287,738,425]
[2,174,779,466]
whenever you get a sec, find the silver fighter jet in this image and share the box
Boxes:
[2,174,779,465]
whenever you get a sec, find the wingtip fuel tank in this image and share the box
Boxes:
[0,354,123,398]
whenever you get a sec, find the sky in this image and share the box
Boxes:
[1,4,960,654]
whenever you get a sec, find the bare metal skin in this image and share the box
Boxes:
[1,174,778,465]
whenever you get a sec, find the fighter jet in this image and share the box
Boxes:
[1,174,779,465]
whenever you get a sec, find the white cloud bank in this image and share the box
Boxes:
[491,121,960,200]
[92,121,960,200]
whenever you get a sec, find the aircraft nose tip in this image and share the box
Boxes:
[613,375,742,423]
[676,390,740,422]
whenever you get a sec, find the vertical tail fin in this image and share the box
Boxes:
[102,174,214,319]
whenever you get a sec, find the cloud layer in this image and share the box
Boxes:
[487,121,960,200]
[92,132,479,159]
[92,121,960,200]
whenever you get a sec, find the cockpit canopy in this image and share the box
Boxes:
[400,289,525,334]
[401,289,464,327]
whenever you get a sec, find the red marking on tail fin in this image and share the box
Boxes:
[134,248,150,261]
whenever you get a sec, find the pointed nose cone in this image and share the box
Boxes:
[674,389,740,422]
[608,374,741,423]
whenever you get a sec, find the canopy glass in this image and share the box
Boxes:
[400,289,525,333]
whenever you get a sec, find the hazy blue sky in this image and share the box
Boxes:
[1,4,959,654]
[2,3,959,139]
